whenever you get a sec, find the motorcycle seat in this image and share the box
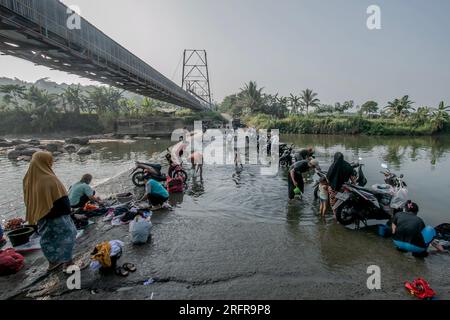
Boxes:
[138,162,162,171]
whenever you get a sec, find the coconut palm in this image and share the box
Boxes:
[0,84,26,108]
[300,89,320,114]
[239,81,264,113]
[385,95,414,118]
[412,106,431,125]
[430,101,450,132]
[289,94,302,114]
[63,85,85,114]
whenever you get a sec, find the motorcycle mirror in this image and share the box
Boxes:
[381,163,388,169]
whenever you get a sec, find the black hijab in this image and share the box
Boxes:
[327,152,354,190]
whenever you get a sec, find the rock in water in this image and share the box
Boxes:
[45,143,60,153]
[7,149,22,160]
[21,149,38,157]
[10,139,25,146]
[77,147,93,156]
[64,144,78,153]
[28,139,41,146]
[14,144,33,151]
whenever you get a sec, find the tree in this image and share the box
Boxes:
[289,94,302,114]
[87,87,124,114]
[315,104,334,114]
[359,101,379,117]
[300,89,320,114]
[238,81,264,114]
[62,85,85,114]
[0,84,26,109]
[384,95,414,119]
[411,106,431,125]
[430,101,450,132]
[22,86,59,132]
[334,100,354,114]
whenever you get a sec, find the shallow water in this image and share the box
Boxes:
[0,139,172,222]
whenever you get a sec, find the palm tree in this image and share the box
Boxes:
[0,84,26,108]
[385,95,414,119]
[239,81,264,114]
[300,89,320,114]
[22,86,59,132]
[412,106,431,125]
[63,85,85,114]
[359,101,379,117]
[141,97,156,115]
[87,87,124,114]
[289,94,301,114]
[430,101,450,132]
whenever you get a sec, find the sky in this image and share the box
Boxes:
[1,0,450,107]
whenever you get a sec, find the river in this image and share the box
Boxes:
[1,134,449,299]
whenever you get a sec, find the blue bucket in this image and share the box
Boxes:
[378,224,391,237]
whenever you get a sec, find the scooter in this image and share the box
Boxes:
[333,164,408,227]
[130,161,166,187]
[279,144,294,167]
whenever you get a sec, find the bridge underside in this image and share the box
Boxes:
[0,1,205,111]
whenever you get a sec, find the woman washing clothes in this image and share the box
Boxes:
[23,152,78,272]
[326,152,357,218]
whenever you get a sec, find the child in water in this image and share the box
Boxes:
[319,177,329,217]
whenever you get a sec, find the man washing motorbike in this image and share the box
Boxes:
[288,159,320,200]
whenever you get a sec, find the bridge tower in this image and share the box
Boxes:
[182,49,212,107]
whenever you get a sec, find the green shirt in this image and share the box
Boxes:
[69,182,94,206]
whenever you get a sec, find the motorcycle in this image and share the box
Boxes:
[313,160,365,199]
[130,161,166,187]
[333,164,408,227]
[279,144,294,167]
[164,149,188,182]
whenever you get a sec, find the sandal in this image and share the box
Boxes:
[115,266,129,277]
[122,263,137,272]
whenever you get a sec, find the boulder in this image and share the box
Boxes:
[64,144,78,153]
[52,151,62,157]
[18,156,32,162]
[15,144,33,151]
[7,149,22,160]
[0,141,12,148]
[10,139,25,146]
[77,147,93,156]
[28,139,41,146]
[65,137,89,145]
[21,149,39,157]
[37,145,47,150]
[45,143,60,153]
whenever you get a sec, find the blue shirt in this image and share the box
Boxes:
[69,182,94,206]
[146,179,169,198]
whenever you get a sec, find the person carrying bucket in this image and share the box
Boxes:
[288,159,320,200]
[392,201,445,257]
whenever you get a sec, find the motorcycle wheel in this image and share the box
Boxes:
[132,171,146,187]
[173,169,188,183]
[280,160,287,167]
[336,202,356,226]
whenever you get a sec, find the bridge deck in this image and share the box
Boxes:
[0,0,205,110]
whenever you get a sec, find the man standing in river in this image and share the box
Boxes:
[288,159,320,200]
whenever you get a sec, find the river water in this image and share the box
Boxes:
[1,134,449,298]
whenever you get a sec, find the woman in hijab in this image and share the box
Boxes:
[23,152,77,272]
[326,152,357,215]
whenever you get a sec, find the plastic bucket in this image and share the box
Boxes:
[7,227,35,247]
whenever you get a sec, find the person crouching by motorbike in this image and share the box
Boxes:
[326,152,357,217]
[392,201,445,257]
[140,174,170,211]
[288,159,320,200]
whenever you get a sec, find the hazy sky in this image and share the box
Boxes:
[1,0,450,107]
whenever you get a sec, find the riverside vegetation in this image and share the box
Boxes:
[0,78,222,135]
[219,81,450,136]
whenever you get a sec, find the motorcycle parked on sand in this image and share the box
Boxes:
[333,164,408,227]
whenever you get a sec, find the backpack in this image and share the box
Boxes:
[167,176,184,194]
[0,249,25,276]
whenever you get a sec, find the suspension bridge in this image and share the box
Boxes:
[0,0,208,111]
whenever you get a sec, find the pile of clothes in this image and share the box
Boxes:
[0,248,24,276]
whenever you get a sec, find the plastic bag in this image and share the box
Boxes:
[0,249,24,276]
[390,187,408,209]
[129,216,152,244]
